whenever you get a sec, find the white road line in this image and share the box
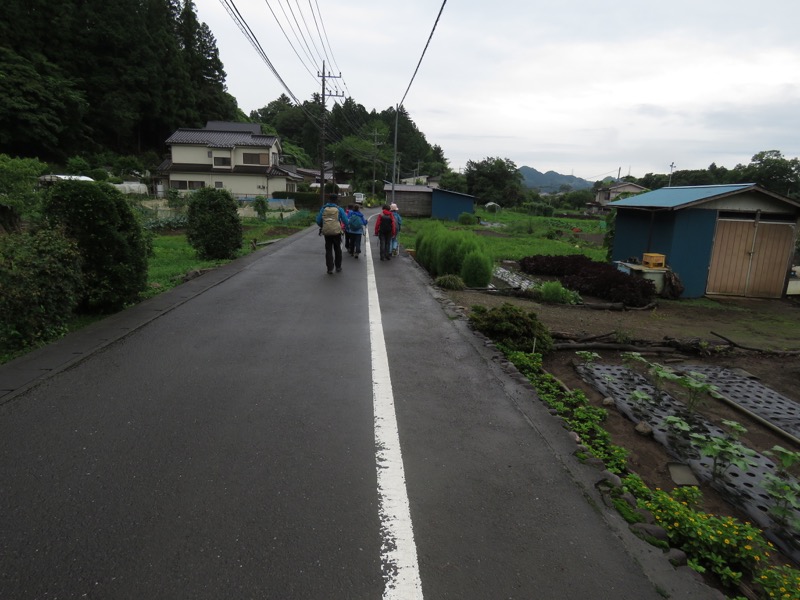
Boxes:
[365,232,424,599]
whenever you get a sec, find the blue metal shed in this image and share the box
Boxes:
[610,184,800,298]
[431,189,475,221]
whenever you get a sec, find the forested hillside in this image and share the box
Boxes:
[0,0,238,163]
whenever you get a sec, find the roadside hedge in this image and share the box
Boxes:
[0,228,82,351]
[42,180,148,313]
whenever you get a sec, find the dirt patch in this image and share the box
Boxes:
[444,287,800,558]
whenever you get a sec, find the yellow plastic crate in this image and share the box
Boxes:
[642,253,666,268]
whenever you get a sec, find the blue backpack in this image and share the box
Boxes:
[349,212,362,231]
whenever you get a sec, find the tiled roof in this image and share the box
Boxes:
[166,128,278,148]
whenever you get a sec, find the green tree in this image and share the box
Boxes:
[0,154,48,233]
[734,150,800,198]
[438,170,467,193]
[464,157,525,206]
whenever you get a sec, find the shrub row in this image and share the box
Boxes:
[519,254,655,307]
[415,222,493,287]
[0,229,83,351]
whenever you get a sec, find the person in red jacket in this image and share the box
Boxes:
[374,204,396,261]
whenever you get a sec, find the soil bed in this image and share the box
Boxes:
[444,288,800,569]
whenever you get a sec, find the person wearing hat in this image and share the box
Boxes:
[374,204,397,261]
[389,203,402,257]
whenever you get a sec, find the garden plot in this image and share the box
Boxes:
[576,362,800,563]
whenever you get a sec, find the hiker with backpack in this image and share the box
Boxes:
[315,197,348,274]
[389,203,402,257]
[374,204,397,261]
[343,204,353,254]
[347,204,368,258]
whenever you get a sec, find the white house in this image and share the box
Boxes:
[159,121,302,198]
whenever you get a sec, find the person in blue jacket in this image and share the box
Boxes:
[315,195,347,274]
[389,203,402,256]
[347,204,368,258]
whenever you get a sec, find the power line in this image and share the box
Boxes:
[260,0,319,82]
[398,0,447,107]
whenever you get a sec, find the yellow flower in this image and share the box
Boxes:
[724,539,730,544]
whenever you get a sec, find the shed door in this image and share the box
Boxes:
[706,219,795,298]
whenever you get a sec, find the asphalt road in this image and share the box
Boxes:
[0,215,717,599]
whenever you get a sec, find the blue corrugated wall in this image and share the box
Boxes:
[431,189,474,221]
[612,208,717,297]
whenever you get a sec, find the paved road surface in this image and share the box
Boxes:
[0,216,716,599]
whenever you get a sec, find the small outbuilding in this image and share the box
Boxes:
[610,184,800,298]
[383,184,476,220]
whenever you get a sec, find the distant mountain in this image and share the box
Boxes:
[519,166,593,192]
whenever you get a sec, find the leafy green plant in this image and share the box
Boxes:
[537,280,581,304]
[252,196,269,220]
[186,188,243,260]
[690,420,758,482]
[575,351,600,363]
[763,446,800,533]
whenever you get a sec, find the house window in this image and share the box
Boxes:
[287,183,296,193]
[215,181,223,188]
[207,151,212,158]
[170,180,188,190]
[188,181,205,190]
[243,153,269,165]
[214,156,231,167]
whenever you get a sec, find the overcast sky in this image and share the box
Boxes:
[196,0,800,181]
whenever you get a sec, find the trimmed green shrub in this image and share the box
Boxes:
[0,228,82,351]
[434,231,480,277]
[42,180,148,313]
[469,303,553,354]
[186,188,243,260]
[435,274,466,290]
[414,222,445,274]
[460,249,493,287]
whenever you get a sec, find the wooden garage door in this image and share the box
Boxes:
[707,219,795,298]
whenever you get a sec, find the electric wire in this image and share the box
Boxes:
[276,0,321,72]
[398,0,447,107]
[261,0,319,82]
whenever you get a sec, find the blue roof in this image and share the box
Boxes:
[609,184,757,208]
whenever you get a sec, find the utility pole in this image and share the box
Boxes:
[668,162,676,187]
[371,129,382,197]
[318,61,343,206]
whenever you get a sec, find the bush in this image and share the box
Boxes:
[186,188,243,260]
[461,250,493,287]
[434,274,466,290]
[537,280,581,304]
[469,303,553,354]
[42,180,149,313]
[414,221,446,275]
[457,212,478,225]
[434,231,481,277]
[0,228,82,351]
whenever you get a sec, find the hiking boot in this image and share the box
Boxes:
[327,270,333,274]
[336,267,342,272]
